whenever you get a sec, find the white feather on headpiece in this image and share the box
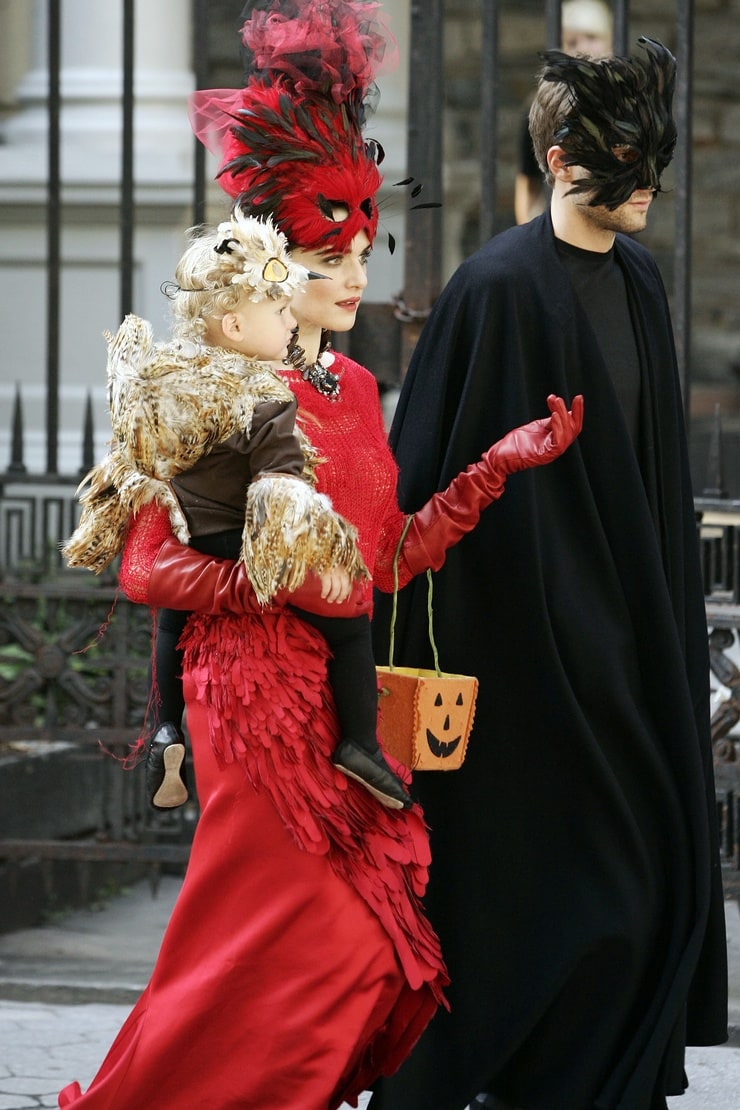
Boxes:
[213,210,309,302]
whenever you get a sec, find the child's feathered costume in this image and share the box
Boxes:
[63,213,366,603]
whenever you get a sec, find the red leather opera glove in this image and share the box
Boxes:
[397,393,584,583]
[120,502,370,617]
[146,536,371,618]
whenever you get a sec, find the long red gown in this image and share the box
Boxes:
[59,353,448,1110]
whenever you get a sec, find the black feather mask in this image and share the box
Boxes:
[540,37,677,210]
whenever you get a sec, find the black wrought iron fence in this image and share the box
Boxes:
[695,495,740,883]
[0,568,195,921]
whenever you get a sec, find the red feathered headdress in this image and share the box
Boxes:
[189,0,396,251]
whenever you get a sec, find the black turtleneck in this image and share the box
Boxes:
[555,237,641,448]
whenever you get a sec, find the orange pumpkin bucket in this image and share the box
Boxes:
[376,522,478,771]
[376,664,479,771]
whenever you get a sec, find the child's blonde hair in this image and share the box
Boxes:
[166,210,308,341]
[170,228,244,341]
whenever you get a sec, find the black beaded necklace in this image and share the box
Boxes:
[283,329,340,398]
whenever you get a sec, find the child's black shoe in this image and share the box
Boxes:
[146,722,188,809]
[332,739,413,810]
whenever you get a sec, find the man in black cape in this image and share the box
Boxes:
[371,39,727,1110]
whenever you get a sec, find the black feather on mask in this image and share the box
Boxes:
[539,37,677,210]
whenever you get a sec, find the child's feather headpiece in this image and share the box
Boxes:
[540,36,677,210]
[211,209,309,301]
[189,0,395,250]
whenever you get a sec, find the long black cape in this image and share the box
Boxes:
[371,212,727,1110]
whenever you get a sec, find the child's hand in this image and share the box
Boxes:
[319,568,353,603]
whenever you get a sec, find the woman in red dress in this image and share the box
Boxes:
[59,4,581,1107]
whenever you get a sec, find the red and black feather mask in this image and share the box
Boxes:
[189,0,395,251]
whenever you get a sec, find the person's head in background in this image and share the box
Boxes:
[560,0,613,59]
[514,0,614,224]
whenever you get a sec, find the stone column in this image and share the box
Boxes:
[0,0,196,475]
[364,0,409,303]
[2,0,194,170]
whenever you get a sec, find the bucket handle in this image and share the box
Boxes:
[388,515,441,676]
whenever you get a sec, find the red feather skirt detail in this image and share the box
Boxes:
[183,609,448,1002]
[59,608,447,1110]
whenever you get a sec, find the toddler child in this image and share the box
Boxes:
[64,211,413,811]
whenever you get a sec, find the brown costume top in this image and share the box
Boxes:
[171,398,303,537]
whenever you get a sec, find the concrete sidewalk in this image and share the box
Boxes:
[0,875,738,1108]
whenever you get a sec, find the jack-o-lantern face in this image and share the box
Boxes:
[376,666,477,771]
[419,685,469,759]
